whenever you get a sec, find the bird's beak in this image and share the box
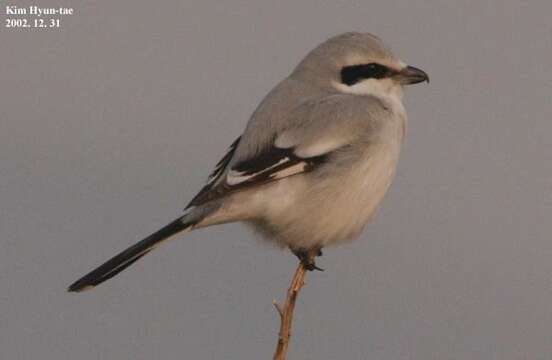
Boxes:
[395,65,429,85]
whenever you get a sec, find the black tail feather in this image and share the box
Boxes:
[68,217,191,292]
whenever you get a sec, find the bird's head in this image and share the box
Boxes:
[293,32,429,99]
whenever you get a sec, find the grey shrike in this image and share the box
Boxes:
[68,32,428,292]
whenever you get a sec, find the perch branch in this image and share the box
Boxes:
[272,251,316,360]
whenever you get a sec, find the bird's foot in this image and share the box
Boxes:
[291,247,324,271]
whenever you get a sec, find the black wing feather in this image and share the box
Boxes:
[187,143,327,208]
[186,137,240,208]
[207,136,241,182]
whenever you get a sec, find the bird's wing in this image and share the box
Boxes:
[206,136,241,185]
[186,136,241,208]
[186,94,386,208]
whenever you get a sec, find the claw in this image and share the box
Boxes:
[304,262,324,272]
[291,247,324,271]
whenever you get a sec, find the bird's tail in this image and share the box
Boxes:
[68,217,193,292]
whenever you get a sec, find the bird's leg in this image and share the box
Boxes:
[291,247,324,271]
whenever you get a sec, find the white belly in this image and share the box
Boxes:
[247,138,402,249]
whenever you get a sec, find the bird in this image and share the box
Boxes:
[68,32,428,292]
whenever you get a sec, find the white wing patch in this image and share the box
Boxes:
[207,162,226,184]
[226,170,253,186]
[270,162,307,180]
[226,157,291,186]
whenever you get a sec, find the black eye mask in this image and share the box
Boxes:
[340,63,394,86]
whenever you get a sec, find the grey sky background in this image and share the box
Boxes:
[1,1,551,359]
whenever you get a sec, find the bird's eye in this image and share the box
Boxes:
[340,63,391,86]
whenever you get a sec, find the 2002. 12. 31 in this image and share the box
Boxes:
[5,18,61,28]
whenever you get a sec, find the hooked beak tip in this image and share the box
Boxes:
[398,65,429,85]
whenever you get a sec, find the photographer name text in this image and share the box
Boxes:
[5,5,74,29]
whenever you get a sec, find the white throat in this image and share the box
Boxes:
[333,78,405,116]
